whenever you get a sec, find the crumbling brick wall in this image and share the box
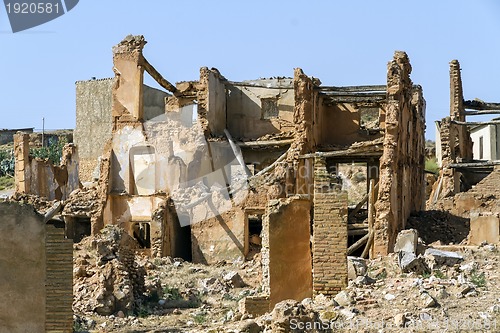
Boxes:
[312,156,348,296]
[373,52,426,256]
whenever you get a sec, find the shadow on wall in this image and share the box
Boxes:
[407,210,470,245]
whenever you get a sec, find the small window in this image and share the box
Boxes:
[479,136,484,160]
[261,98,279,119]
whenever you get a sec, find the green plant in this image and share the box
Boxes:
[0,176,14,190]
[0,149,14,177]
[470,269,486,287]
[425,157,439,175]
[30,137,67,165]
[193,312,207,324]
[163,286,183,300]
[422,271,431,279]
[433,270,446,279]
[135,303,151,318]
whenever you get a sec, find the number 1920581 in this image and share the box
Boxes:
[6,2,60,14]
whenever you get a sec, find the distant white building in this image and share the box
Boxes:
[470,118,500,161]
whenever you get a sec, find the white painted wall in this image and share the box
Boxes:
[470,124,498,160]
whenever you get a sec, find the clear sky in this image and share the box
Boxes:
[1,1,500,139]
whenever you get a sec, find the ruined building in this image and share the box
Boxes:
[431,60,500,245]
[66,35,426,309]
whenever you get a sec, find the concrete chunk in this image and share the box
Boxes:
[394,229,418,254]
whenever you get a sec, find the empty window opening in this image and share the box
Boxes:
[74,217,91,243]
[261,97,279,119]
[479,136,484,160]
[246,213,263,260]
[359,107,380,129]
[132,222,151,248]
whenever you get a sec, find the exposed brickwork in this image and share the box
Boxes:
[45,224,73,333]
[312,157,348,296]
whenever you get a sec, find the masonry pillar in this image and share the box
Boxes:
[312,156,348,296]
[14,133,30,194]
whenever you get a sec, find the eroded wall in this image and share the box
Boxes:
[373,52,426,255]
[14,133,80,201]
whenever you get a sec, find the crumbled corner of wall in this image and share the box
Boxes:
[92,139,113,233]
[112,34,146,55]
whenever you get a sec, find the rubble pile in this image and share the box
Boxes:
[62,186,100,217]
[73,225,145,316]
[10,192,55,213]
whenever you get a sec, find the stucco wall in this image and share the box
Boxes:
[470,125,498,160]
[0,202,46,333]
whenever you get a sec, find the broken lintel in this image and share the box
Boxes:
[316,85,386,92]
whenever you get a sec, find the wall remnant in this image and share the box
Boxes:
[0,201,73,333]
[14,133,80,201]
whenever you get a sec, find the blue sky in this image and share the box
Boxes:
[1,1,500,139]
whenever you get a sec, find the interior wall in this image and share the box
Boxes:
[225,80,295,139]
[190,208,246,264]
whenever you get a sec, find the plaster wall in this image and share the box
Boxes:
[0,202,46,333]
[470,125,497,160]
[262,197,312,307]
[226,80,295,139]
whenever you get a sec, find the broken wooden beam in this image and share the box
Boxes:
[450,160,500,168]
[317,85,386,92]
[44,201,63,223]
[464,100,500,111]
[141,56,179,96]
[347,233,369,255]
[450,120,500,126]
[299,148,383,159]
[361,231,374,259]
[464,110,500,116]
[321,95,386,103]
[348,229,368,236]
[224,129,253,178]
[348,182,379,220]
[237,139,294,148]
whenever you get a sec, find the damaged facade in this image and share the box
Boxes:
[431,60,500,245]
[65,35,426,309]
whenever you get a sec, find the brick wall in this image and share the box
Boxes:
[45,224,73,333]
[312,156,348,296]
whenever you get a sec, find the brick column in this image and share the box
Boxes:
[312,157,348,296]
[14,133,30,194]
